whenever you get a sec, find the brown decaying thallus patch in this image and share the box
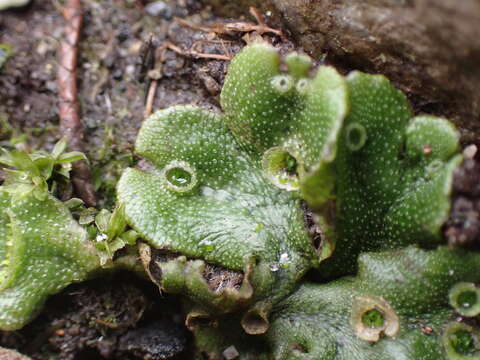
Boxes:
[142,245,245,294]
[58,0,96,206]
[203,263,244,292]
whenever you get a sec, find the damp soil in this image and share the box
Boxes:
[0,272,190,360]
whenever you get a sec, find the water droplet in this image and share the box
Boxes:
[269,262,279,272]
[166,167,192,187]
[96,233,108,242]
[279,253,290,269]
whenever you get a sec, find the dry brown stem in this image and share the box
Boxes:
[58,0,96,206]
[175,7,282,37]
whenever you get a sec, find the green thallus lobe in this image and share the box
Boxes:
[116,41,471,359]
[0,190,99,330]
[0,139,130,330]
[0,40,474,360]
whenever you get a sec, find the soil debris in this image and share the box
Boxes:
[443,150,480,249]
[0,273,188,360]
[118,320,187,360]
[203,263,244,292]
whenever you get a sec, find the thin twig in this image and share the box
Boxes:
[144,44,167,117]
[191,39,233,58]
[174,7,282,38]
[144,76,159,117]
[58,0,96,206]
[249,7,267,27]
[165,41,232,61]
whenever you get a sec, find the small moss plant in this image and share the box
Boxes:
[1,41,478,359]
[0,137,87,200]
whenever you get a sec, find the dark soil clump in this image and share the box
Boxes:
[444,149,480,249]
[0,273,189,360]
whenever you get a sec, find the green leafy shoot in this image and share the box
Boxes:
[0,137,87,199]
[91,204,138,265]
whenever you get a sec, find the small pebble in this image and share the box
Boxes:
[463,144,477,159]
[223,345,239,360]
[145,1,173,19]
